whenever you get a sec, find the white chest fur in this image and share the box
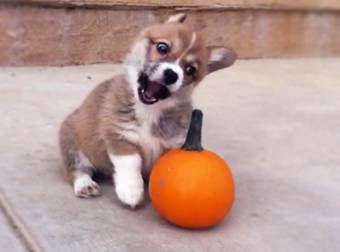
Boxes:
[121,104,164,172]
[137,110,163,170]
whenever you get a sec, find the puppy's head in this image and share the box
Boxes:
[126,13,236,105]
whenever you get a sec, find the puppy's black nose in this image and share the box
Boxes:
[164,68,178,85]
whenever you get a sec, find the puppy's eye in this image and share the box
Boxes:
[156,42,170,55]
[185,65,197,76]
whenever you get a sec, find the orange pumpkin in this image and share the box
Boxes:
[149,109,235,229]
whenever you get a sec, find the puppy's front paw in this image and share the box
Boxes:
[73,175,101,198]
[115,175,144,208]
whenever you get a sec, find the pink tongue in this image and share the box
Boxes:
[144,82,163,99]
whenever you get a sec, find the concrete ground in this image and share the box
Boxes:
[0,59,339,252]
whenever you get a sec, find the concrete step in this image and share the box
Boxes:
[0,1,340,65]
[0,59,340,251]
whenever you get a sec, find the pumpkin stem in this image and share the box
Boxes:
[182,109,204,151]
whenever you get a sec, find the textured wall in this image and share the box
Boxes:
[0,5,340,66]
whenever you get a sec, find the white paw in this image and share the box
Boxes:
[115,175,144,208]
[110,153,144,208]
[73,175,101,198]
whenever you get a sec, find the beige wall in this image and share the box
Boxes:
[0,2,340,65]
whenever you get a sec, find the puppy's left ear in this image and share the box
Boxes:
[167,13,187,24]
[208,47,237,73]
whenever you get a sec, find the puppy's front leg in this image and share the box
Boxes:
[108,144,144,208]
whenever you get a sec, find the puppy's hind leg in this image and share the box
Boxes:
[72,169,101,198]
[59,119,101,198]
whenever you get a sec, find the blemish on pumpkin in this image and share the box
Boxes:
[158,176,166,188]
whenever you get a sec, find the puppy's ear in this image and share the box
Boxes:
[167,13,187,24]
[208,47,237,73]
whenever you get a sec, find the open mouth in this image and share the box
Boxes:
[137,73,171,105]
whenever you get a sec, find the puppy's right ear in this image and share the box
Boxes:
[207,47,237,73]
[167,13,187,24]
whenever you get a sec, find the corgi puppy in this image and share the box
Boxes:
[59,13,236,208]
